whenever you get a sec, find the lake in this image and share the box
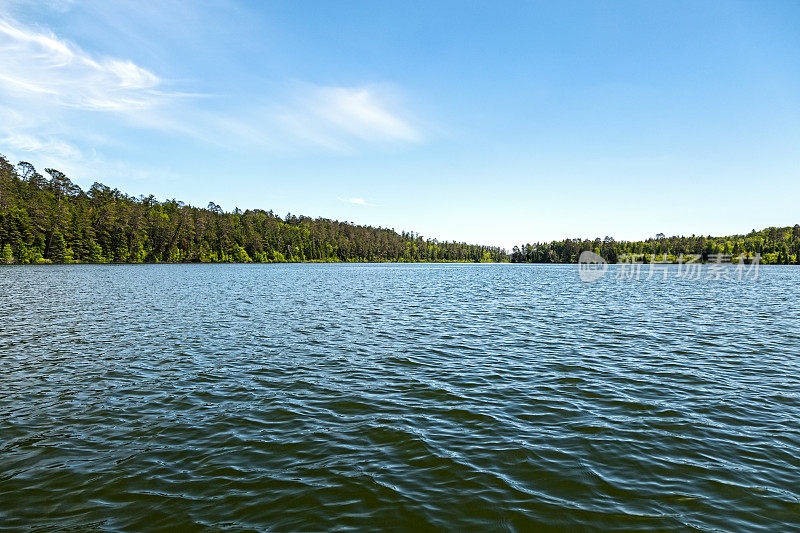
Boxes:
[1,263,799,530]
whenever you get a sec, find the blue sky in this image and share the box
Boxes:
[1,0,799,249]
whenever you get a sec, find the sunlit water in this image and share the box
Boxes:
[1,264,799,531]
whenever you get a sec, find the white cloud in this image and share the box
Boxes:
[276,85,421,152]
[0,102,82,162]
[126,83,422,155]
[338,196,377,207]
[0,14,177,171]
[0,12,425,178]
[1,132,80,159]
[0,16,166,110]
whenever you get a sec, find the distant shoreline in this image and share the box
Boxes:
[1,156,798,267]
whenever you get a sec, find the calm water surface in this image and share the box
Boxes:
[1,264,799,531]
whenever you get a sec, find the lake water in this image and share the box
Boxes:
[1,263,799,531]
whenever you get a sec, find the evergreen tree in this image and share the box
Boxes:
[50,231,67,263]
[1,153,797,266]
[0,155,507,265]
[1,243,13,264]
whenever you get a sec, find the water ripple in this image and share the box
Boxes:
[1,263,799,530]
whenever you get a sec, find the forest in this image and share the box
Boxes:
[510,227,800,265]
[0,155,505,264]
[1,153,797,265]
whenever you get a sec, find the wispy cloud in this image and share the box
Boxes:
[277,85,421,151]
[0,101,82,161]
[0,17,169,111]
[1,131,81,159]
[0,11,425,178]
[338,196,377,207]
[0,13,174,168]
[179,84,423,154]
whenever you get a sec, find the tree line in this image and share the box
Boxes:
[0,155,506,264]
[511,227,800,265]
[3,153,797,266]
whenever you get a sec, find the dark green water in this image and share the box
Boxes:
[1,264,799,531]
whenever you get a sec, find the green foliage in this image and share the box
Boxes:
[9,153,791,266]
[88,241,106,263]
[1,243,13,264]
[50,231,68,263]
[15,243,31,264]
[230,244,252,263]
[0,155,507,264]
[511,227,800,264]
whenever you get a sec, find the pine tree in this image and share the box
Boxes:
[1,243,13,264]
[50,231,67,263]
